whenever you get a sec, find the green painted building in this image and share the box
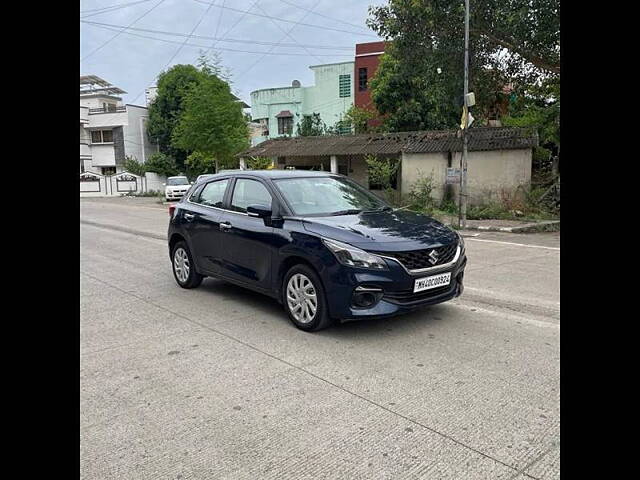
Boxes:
[250,61,354,145]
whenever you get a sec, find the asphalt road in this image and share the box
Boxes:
[80,197,560,479]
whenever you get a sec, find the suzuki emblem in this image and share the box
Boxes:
[428,250,439,265]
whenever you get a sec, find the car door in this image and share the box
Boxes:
[217,177,276,292]
[182,177,231,275]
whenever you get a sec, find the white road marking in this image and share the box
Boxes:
[466,238,560,251]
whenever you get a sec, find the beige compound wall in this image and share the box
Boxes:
[401,149,532,205]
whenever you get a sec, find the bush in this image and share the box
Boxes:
[123,156,147,176]
[145,152,180,177]
[408,172,437,214]
[246,156,273,170]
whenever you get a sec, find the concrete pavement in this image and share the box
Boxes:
[80,197,559,479]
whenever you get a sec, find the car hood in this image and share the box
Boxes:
[301,209,458,252]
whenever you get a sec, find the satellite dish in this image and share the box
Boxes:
[292,80,301,87]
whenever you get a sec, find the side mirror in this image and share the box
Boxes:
[247,204,272,218]
[190,182,194,185]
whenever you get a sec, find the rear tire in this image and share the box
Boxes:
[283,264,332,332]
[171,241,203,289]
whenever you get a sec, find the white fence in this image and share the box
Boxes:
[80,171,167,197]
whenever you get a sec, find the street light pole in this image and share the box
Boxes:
[459,0,470,229]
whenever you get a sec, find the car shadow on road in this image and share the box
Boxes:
[200,277,452,339]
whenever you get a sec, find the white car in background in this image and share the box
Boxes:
[164,176,191,202]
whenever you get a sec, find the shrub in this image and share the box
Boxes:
[123,156,147,176]
[145,152,180,177]
[246,156,273,170]
[408,172,437,214]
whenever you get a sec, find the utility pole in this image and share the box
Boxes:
[458,0,470,229]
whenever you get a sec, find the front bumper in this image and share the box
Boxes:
[166,190,187,200]
[322,254,467,322]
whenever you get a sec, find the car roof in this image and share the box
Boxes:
[210,169,335,180]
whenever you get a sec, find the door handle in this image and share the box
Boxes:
[183,212,195,221]
[219,222,232,232]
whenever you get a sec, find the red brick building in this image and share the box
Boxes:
[354,41,386,126]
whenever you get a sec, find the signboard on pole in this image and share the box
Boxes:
[446,168,461,184]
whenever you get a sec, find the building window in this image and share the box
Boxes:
[101,167,116,175]
[358,67,368,92]
[339,74,351,98]
[91,130,113,143]
[277,116,293,135]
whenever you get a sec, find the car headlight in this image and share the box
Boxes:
[456,231,466,254]
[322,238,388,270]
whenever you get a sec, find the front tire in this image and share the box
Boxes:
[283,264,332,331]
[171,241,203,289]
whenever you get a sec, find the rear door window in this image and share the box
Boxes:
[194,179,229,208]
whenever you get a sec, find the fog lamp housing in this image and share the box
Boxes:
[351,286,384,308]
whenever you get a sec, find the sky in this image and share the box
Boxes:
[80,0,386,107]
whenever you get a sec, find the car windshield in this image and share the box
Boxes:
[274,176,388,216]
[167,177,189,186]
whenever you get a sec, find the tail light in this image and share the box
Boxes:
[169,205,176,219]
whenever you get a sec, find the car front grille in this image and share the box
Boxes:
[383,281,457,306]
[374,242,458,271]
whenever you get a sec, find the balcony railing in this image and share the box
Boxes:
[88,106,127,114]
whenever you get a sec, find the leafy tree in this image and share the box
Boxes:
[147,65,204,171]
[123,155,146,176]
[185,151,216,178]
[296,113,326,136]
[366,0,560,131]
[172,73,249,169]
[144,152,180,178]
[246,156,273,170]
[344,105,377,134]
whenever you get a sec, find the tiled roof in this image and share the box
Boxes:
[239,126,538,158]
[275,110,294,118]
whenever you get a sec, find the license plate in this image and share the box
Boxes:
[413,272,451,293]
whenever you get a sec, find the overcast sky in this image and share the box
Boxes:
[80,0,385,106]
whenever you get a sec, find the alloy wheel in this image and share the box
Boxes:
[286,273,318,324]
[173,247,190,283]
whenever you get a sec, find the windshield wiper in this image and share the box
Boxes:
[330,209,362,216]
[363,206,393,213]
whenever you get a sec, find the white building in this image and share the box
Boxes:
[80,75,158,175]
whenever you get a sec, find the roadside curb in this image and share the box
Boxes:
[80,219,166,241]
[452,220,560,233]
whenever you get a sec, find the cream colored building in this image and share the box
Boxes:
[238,127,538,205]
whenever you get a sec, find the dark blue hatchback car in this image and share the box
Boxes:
[168,170,466,331]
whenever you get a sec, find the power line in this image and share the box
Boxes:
[128,0,217,104]
[255,2,322,64]
[237,1,321,78]
[190,0,378,37]
[83,23,353,56]
[278,0,371,32]
[80,0,166,62]
[80,0,153,18]
[81,20,354,50]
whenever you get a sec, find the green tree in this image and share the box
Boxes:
[343,105,376,134]
[296,113,326,136]
[185,151,216,178]
[144,152,180,178]
[172,73,249,168]
[147,64,204,171]
[367,0,560,131]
